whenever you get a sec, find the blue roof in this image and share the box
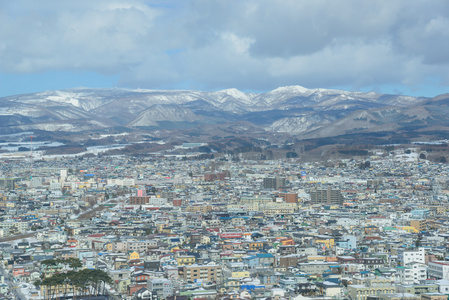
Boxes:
[243,255,258,260]
[256,253,274,258]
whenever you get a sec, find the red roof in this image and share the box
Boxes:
[432,261,449,265]
[88,233,106,238]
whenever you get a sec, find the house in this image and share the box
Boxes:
[242,255,258,268]
[12,265,30,278]
[128,251,140,260]
[256,253,275,267]
[0,283,8,294]
[217,278,240,293]
[134,272,151,283]
[254,270,281,285]
[128,284,148,297]
[134,287,156,300]
[316,281,342,297]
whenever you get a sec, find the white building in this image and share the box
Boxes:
[271,288,286,298]
[0,220,29,233]
[367,217,393,227]
[428,261,449,280]
[399,248,425,265]
[435,279,449,294]
[320,281,342,297]
[395,263,427,284]
[336,218,359,228]
[147,196,168,206]
[148,278,174,299]
[106,178,135,187]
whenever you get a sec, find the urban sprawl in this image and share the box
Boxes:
[0,148,449,300]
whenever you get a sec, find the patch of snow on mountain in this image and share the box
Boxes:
[251,86,312,108]
[220,88,246,98]
[386,95,422,106]
[141,92,205,105]
[313,88,352,95]
[46,91,81,107]
[216,88,255,105]
[268,115,327,134]
[92,133,130,140]
[26,123,78,131]
[271,85,310,94]
[3,107,46,117]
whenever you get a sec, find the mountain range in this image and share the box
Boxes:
[1,86,449,151]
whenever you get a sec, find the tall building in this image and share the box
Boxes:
[263,177,286,189]
[279,193,298,203]
[309,187,343,205]
[137,189,146,197]
[130,196,149,205]
[240,195,272,206]
[173,199,183,206]
[0,178,18,190]
[60,169,67,183]
[182,264,222,283]
[399,248,425,265]
[130,189,149,205]
[204,171,231,182]
[395,262,427,284]
[410,219,427,232]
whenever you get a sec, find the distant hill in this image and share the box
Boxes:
[1,86,448,157]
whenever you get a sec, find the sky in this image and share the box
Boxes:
[1,0,449,98]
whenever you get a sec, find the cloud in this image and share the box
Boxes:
[1,0,449,94]
[0,0,161,73]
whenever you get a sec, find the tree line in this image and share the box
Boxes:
[34,258,112,300]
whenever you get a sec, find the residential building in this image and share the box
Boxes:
[309,187,344,205]
[182,264,222,283]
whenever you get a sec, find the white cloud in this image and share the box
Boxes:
[0,0,160,73]
[1,0,449,94]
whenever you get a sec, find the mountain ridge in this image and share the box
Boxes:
[0,86,447,148]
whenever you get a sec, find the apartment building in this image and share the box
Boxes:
[182,264,222,283]
[348,278,395,300]
[176,255,196,266]
[309,187,344,205]
[398,248,426,266]
[395,263,427,284]
[428,261,449,280]
[148,278,174,299]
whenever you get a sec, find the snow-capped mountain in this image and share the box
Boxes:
[1,86,447,144]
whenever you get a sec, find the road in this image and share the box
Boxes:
[0,265,25,300]
[0,232,35,243]
[77,204,108,220]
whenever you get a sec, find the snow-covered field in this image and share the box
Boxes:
[0,144,129,159]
